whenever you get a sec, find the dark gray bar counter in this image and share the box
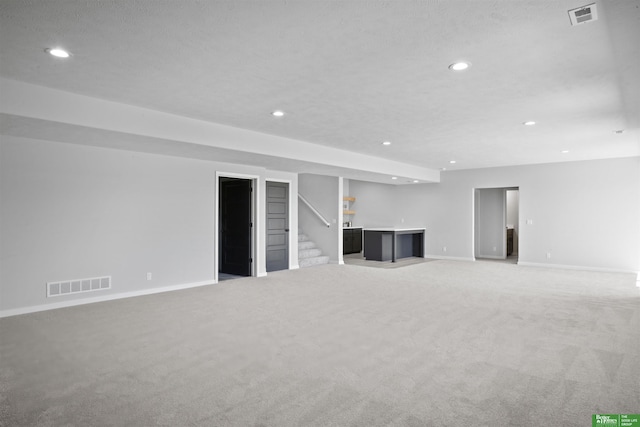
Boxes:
[363,228,425,262]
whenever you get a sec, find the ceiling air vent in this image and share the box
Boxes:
[568,3,598,25]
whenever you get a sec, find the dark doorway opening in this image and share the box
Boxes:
[219,177,252,278]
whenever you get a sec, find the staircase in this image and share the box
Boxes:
[298,231,330,268]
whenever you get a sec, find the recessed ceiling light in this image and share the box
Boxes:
[382,141,392,146]
[449,62,470,71]
[45,47,70,58]
[271,110,285,117]
[561,150,570,154]
[441,167,447,171]
[449,160,456,164]
[523,121,536,126]
[413,180,419,183]
[391,177,398,180]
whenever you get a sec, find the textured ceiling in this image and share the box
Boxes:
[1,0,638,176]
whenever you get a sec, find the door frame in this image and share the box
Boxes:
[215,171,259,282]
[505,188,520,258]
[265,178,294,271]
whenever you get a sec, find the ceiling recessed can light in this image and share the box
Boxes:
[382,141,392,146]
[413,180,419,183]
[449,160,456,164]
[45,47,70,58]
[391,176,398,180]
[271,110,285,117]
[561,150,570,154]
[523,121,536,126]
[449,62,470,71]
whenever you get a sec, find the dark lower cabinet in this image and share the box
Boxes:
[507,228,514,256]
[343,228,363,254]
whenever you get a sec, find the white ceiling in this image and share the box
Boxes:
[1,0,638,181]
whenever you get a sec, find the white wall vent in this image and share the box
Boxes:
[568,3,598,25]
[47,276,111,297]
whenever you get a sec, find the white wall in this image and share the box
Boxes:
[0,136,298,315]
[345,181,398,228]
[343,178,350,202]
[351,157,640,273]
[298,174,341,262]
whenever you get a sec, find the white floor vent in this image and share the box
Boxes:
[47,276,111,297]
[568,3,597,25]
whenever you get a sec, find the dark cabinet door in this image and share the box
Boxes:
[343,229,353,254]
[343,228,362,254]
[352,228,362,253]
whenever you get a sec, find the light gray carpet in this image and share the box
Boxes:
[1,261,638,426]
[343,254,436,269]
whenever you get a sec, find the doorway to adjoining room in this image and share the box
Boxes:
[218,177,253,280]
[474,187,519,264]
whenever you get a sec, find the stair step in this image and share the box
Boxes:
[299,256,330,268]
[299,248,322,259]
[298,241,316,250]
[297,229,329,267]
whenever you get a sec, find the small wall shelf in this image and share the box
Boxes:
[343,196,356,216]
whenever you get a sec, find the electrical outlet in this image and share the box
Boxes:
[527,219,533,225]
[443,246,447,252]
[146,272,152,280]
[546,252,551,259]
[493,246,497,252]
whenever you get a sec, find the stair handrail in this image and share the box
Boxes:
[298,193,331,228]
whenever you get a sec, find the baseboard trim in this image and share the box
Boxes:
[426,255,476,262]
[517,261,638,275]
[0,279,216,319]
